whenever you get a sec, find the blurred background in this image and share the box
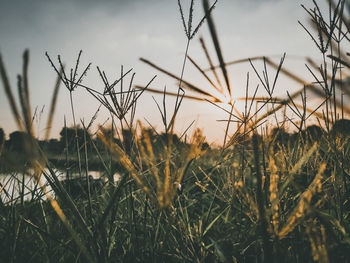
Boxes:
[0,0,328,143]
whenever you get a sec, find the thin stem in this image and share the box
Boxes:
[175,38,190,112]
[222,104,234,151]
[69,91,82,177]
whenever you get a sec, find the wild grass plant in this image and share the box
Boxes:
[2,0,350,262]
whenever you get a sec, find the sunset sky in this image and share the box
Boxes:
[0,0,329,144]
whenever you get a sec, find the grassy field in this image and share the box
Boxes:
[1,0,350,262]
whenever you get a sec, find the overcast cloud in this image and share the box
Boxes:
[0,0,328,142]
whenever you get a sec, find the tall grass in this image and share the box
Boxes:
[1,0,350,262]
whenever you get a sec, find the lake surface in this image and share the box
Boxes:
[0,170,120,204]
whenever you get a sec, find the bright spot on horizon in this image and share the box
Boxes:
[0,0,334,144]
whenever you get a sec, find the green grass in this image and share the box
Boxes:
[2,0,350,262]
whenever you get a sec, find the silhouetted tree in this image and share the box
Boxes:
[158,132,183,148]
[0,128,4,143]
[303,125,324,143]
[7,131,32,152]
[332,119,350,136]
[48,139,61,152]
[269,127,290,150]
[59,126,90,153]
[0,128,4,155]
[39,138,62,153]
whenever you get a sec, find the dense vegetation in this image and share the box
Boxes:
[0,127,194,173]
[1,0,350,262]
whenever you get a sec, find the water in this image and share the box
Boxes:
[0,170,120,204]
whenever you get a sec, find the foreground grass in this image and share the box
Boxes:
[2,0,350,262]
[1,129,350,262]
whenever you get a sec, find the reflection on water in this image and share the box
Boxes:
[0,170,120,204]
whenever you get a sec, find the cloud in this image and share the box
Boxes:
[0,0,328,141]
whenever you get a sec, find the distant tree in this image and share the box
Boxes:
[332,119,350,136]
[157,132,183,148]
[269,127,290,150]
[304,125,324,143]
[39,138,62,153]
[0,128,4,142]
[0,128,4,155]
[59,127,75,147]
[5,130,41,165]
[48,139,61,152]
[7,131,32,152]
[59,126,90,153]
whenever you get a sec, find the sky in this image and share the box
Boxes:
[0,0,329,144]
